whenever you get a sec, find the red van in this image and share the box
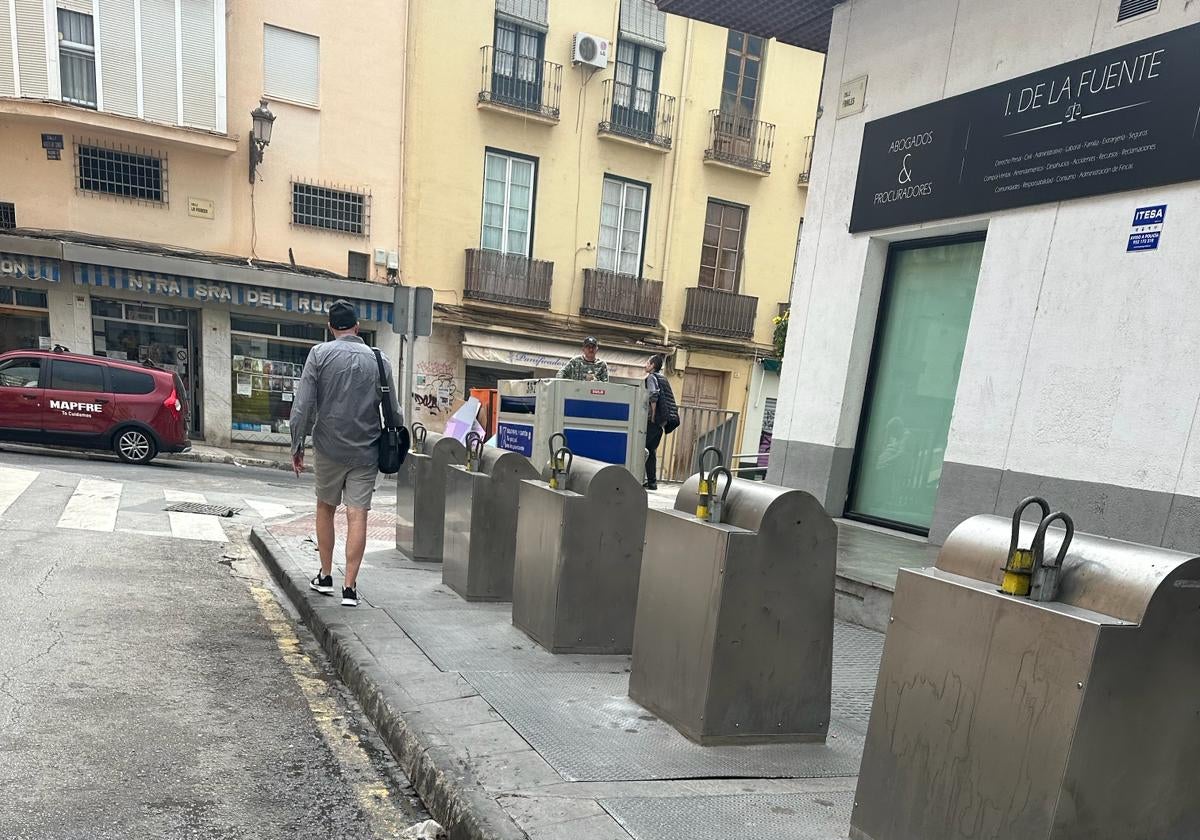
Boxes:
[0,348,190,464]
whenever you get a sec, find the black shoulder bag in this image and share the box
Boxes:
[372,348,410,474]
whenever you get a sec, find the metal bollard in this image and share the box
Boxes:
[395,426,466,563]
[629,472,837,745]
[442,443,540,602]
[850,511,1200,840]
[512,454,647,654]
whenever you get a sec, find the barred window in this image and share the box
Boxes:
[76,142,167,204]
[291,182,369,235]
[0,202,14,229]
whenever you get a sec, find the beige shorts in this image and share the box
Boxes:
[314,450,379,510]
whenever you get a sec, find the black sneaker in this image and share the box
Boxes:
[341,586,359,607]
[309,573,334,596]
[644,483,658,491]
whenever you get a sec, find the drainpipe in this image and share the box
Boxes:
[658,18,694,355]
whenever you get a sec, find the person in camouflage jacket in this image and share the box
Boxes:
[558,336,609,382]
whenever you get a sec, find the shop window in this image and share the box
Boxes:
[50,360,106,393]
[14,289,47,308]
[0,285,51,354]
[111,369,156,395]
[91,298,124,318]
[279,322,327,342]
[76,142,167,204]
[0,358,42,388]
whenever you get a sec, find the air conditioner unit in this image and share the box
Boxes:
[572,32,610,69]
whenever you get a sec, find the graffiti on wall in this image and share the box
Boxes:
[412,357,459,430]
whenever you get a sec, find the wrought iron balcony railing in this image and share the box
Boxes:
[464,248,554,309]
[598,79,676,149]
[704,110,775,174]
[478,46,562,121]
[580,268,662,326]
[682,285,759,339]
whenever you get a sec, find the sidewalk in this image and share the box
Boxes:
[252,509,893,840]
[164,442,307,472]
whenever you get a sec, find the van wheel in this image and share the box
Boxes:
[115,428,158,464]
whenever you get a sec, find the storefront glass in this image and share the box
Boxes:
[848,238,984,532]
[91,298,201,434]
[0,285,51,353]
[230,316,374,443]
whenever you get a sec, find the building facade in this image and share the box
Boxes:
[758,0,1200,547]
[0,0,406,446]
[400,0,822,475]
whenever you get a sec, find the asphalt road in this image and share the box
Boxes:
[0,447,423,839]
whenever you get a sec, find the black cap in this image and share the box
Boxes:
[582,336,598,347]
[328,299,358,330]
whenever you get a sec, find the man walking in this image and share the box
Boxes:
[290,300,402,607]
[643,354,673,491]
[558,336,609,382]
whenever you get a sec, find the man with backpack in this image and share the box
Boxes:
[643,354,677,490]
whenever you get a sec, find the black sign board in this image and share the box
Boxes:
[41,133,63,161]
[849,22,1200,232]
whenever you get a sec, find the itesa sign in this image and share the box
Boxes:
[849,22,1200,232]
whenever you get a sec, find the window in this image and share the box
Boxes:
[0,202,14,229]
[347,251,370,281]
[58,9,97,108]
[291,182,369,235]
[76,143,166,203]
[481,150,536,257]
[613,40,662,135]
[0,359,42,388]
[721,31,764,121]
[699,199,747,291]
[110,369,155,395]
[50,360,106,393]
[598,177,648,277]
[492,17,544,108]
[263,25,320,106]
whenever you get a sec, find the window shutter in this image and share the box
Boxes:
[57,0,93,13]
[140,0,179,123]
[1117,0,1158,20]
[181,0,215,128]
[619,0,666,50]
[263,24,319,106]
[495,0,547,30]
[15,0,49,97]
[0,3,15,96]
[98,0,138,117]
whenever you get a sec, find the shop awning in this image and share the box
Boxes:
[462,330,650,381]
[0,252,62,283]
[655,0,839,52]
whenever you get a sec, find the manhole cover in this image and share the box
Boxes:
[164,502,242,517]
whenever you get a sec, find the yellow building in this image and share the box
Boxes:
[0,0,406,447]
[401,0,822,477]
[0,0,821,471]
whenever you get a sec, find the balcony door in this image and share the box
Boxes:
[597,176,648,278]
[612,40,661,140]
[481,150,537,257]
[716,31,764,159]
[492,17,544,110]
[698,199,746,292]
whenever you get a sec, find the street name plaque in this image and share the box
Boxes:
[849,22,1200,232]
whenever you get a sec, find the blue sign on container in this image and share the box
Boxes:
[498,422,534,457]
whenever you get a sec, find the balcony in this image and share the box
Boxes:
[478,46,562,123]
[580,268,662,327]
[704,110,775,175]
[798,134,815,184]
[597,80,676,151]
[464,248,554,310]
[682,285,759,340]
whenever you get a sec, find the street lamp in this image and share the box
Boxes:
[248,99,276,183]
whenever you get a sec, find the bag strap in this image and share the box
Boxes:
[372,348,397,431]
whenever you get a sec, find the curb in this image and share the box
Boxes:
[163,450,314,473]
[250,527,528,840]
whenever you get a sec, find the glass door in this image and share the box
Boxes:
[847,237,984,533]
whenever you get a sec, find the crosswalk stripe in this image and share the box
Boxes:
[58,478,122,532]
[168,511,228,542]
[0,467,38,516]
[244,499,293,520]
[164,489,207,504]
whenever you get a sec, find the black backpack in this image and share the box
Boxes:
[653,373,680,434]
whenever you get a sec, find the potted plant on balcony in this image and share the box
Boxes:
[772,309,789,358]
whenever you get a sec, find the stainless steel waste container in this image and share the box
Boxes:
[512,455,647,654]
[442,446,540,602]
[628,474,837,745]
[851,512,1200,840]
[396,431,466,562]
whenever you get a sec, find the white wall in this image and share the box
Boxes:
[775,0,1200,503]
